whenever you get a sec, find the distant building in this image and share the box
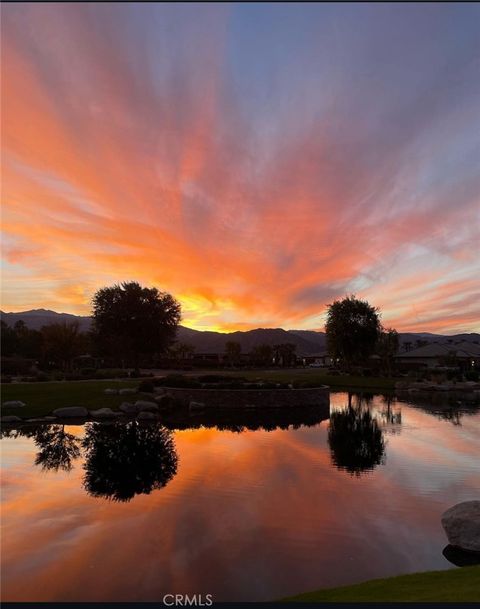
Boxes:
[301,351,334,367]
[395,341,480,370]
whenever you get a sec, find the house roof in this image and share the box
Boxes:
[396,342,480,359]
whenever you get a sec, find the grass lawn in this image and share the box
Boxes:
[282,565,480,602]
[225,368,397,391]
[1,379,139,418]
[1,369,396,419]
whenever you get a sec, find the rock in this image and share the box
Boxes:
[52,406,89,418]
[90,408,120,419]
[441,501,480,553]
[155,394,174,409]
[443,544,480,567]
[104,388,118,395]
[2,400,26,408]
[119,388,136,395]
[135,400,159,412]
[1,415,23,423]
[137,411,157,421]
[119,402,138,415]
[189,401,205,412]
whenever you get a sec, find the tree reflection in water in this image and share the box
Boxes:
[328,394,386,476]
[82,421,178,502]
[34,425,81,472]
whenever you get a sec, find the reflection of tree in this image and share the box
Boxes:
[379,394,402,427]
[34,425,81,471]
[82,421,178,502]
[328,396,385,475]
[163,406,329,433]
[0,425,81,471]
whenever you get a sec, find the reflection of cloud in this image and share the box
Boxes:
[1,396,480,601]
[2,4,479,332]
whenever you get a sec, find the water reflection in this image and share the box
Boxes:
[328,394,386,476]
[1,392,478,495]
[378,394,402,428]
[1,392,479,602]
[82,421,178,502]
[163,404,329,433]
[396,390,480,426]
[34,425,81,472]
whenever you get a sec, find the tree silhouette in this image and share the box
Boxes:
[82,421,178,501]
[41,321,84,370]
[376,328,399,377]
[328,397,385,475]
[273,343,297,367]
[225,341,241,368]
[169,342,195,363]
[250,343,273,367]
[92,281,181,373]
[325,295,381,371]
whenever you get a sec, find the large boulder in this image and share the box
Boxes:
[137,411,157,421]
[1,415,23,423]
[52,406,89,418]
[189,401,205,412]
[135,400,159,413]
[119,402,138,415]
[155,394,175,409]
[119,388,136,395]
[441,501,480,553]
[2,401,26,408]
[90,408,120,419]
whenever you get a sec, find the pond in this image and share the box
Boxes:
[1,391,479,602]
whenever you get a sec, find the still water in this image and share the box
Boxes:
[1,392,479,601]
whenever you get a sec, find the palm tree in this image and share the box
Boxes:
[225,341,241,368]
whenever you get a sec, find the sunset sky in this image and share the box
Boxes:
[2,3,479,333]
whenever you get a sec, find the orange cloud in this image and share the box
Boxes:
[1,4,479,333]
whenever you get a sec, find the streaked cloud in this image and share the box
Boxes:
[1,3,479,332]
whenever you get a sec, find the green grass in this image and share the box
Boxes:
[1,379,139,418]
[282,566,480,602]
[224,369,397,391]
[1,369,396,419]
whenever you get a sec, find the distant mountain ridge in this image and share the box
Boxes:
[1,309,479,355]
[1,309,93,332]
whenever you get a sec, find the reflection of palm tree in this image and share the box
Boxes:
[82,421,178,502]
[328,397,385,476]
[33,425,81,471]
[379,394,402,426]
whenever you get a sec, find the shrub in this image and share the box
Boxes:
[155,374,201,388]
[465,370,479,382]
[64,373,82,381]
[197,374,247,383]
[80,367,97,377]
[138,380,155,393]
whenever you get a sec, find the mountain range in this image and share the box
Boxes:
[1,309,479,355]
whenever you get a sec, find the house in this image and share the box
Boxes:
[301,352,334,367]
[395,342,480,370]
